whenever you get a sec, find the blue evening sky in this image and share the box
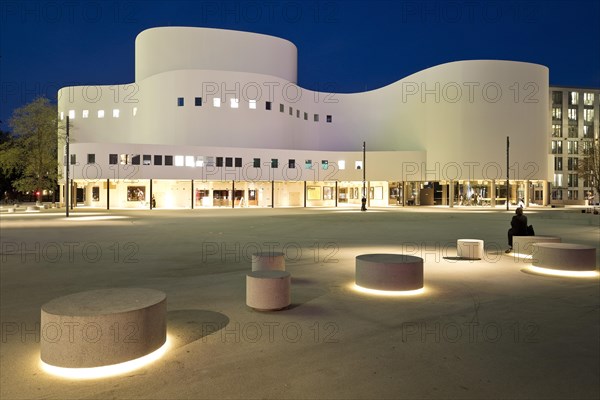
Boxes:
[1,0,599,128]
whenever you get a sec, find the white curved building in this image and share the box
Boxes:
[58,27,551,209]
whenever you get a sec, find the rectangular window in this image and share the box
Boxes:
[253,158,261,168]
[280,104,284,112]
[87,154,95,164]
[553,173,563,187]
[288,159,295,169]
[154,155,163,165]
[552,91,562,104]
[567,174,578,187]
[569,92,579,105]
[213,98,221,107]
[584,109,594,122]
[266,101,272,110]
[98,110,105,118]
[314,114,319,122]
[225,157,233,167]
[271,158,278,168]
[583,93,594,106]
[177,97,184,107]
[92,187,100,201]
[113,109,120,118]
[68,110,75,119]
[216,157,223,167]
[326,115,332,123]
[133,107,138,116]
[70,154,76,165]
[195,97,202,106]
[305,159,312,169]
[554,157,563,171]
[552,107,562,120]
[583,126,593,138]
[551,140,563,154]
[143,155,151,165]
[175,155,184,167]
[567,157,578,171]
[131,155,140,165]
[206,156,215,166]
[235,157,242,167]
[109,154,118,165]
[230,98,239,108]
[82,110,89,118]
[552,124,562,137]
[568,108,577,121]
[195,156,205,167]
[567,190,578,200]
[185,156,194,167]
[321,160,329,170]
[165,155,173,166]
[568,125,578,138]
[289,107,293,116]
[355,161,363,169]
[120,154,128,165]
[338,160,346,170]
[304,112,308,120]
[567,141,578,154]
[249,100,257,109]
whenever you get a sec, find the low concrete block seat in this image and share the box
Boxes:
[246,270,291,311]
[252,251,285,271]
[40,288,167,368]
[355,254,423,291]
[514,236,561,256]
[533,243,597,271]
[25,206,39,212]
[457,239,484,260]
[7,208,15,213]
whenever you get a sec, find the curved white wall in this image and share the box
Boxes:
[135,27,297,83]
[58,27,550,181]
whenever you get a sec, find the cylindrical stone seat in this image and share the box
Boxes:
[41,288,167,368]
[457,239,484,260]
[246,270,291,311]
[26,206,40,212]
[533,243,597,271]
[252,251,285,271]
[513,236,561,256]
[355,254,423,291]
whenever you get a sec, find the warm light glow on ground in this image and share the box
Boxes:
[510,252,533,260]
[525,266,599,278]
[40,335,171,380]
[351,283,425,296]
[63,216,128,221]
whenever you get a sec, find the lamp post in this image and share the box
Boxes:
[506,136,509,211]
[361,141,367,211]
[65,116,70,217]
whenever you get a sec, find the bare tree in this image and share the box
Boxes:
[578,138,600,204]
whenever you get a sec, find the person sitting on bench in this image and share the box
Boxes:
[506,207,528,253]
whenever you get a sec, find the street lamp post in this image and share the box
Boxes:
[506,136,509,211]
[361,141,367,211]
[65,116,70,217]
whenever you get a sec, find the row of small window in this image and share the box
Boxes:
[553,157,580,171]
[60,108,138,120]
[177,97,333,123]
[552,108,595,122]
[552,91,595,106]
[550,140,595,154]
[78,154,363,170]
[553,173,581,188]
[552,124,596,138]
[551,190,581,200]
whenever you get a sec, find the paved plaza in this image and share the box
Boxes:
[1,206,599,399]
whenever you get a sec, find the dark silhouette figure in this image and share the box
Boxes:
[506,207,528,253]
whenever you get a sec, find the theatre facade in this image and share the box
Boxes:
[57,27,552,209]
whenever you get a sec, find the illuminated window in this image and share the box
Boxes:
[583,93,594,106]
[195,156,205,167]
[143,155,151,165]
[175,155,184,166]
[68,110,75,119]
[551,140,563,154]
[583,126,593,138]
[552,124,562,137]
[249,99,257,109]
[338,160,346,170]
[113,109,120,118]
[552,107,561,120]
[133,107,138,116]
[569,92,579,105]
[185,156,194,167]
[568,108,577,121]
[120,154,128,165]
[60,112,64,120]
[355,161,363,169]
[98,110,105,118]
[82,110,89,118]
[584,109,594,122]
[213,98,221,108]
[554,157,562,171]
[567,141,578,154]
[230,98,239,108]
[553,173,563,187]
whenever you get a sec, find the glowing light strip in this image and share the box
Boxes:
[352,283,425,296]
[526,266,599,278]
[40,335,171,380]
[64,216,128,221]
[510,252,533,260]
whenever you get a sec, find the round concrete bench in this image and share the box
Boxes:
[7,207,15,213]
[457,239,484,260]
[26,206,40,212]
[252,251,285,271]
[533,243,597,271]
[246,270,291,311]
[513,236,561,256]
[355,254,423,291]
[40,288,167,368]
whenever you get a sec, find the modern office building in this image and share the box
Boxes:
[549,86,600,205]
[58,26,558,209]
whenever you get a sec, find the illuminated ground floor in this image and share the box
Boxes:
[59,179,550,209]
